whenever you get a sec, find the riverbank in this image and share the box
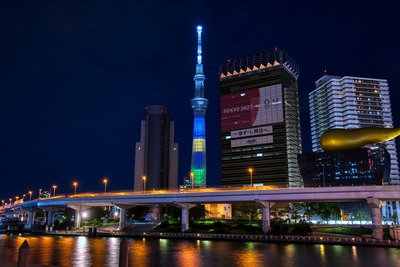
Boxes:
[36,228,400,248]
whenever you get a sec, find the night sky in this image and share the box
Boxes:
[1,1,400,201]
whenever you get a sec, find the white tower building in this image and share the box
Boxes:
[309,75,400,219]
[310,75,399,184]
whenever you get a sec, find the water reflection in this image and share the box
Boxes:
[1,234,400,267]
[72,236,88,266]
[129,238,150,266]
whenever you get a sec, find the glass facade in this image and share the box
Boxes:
[298,147,390,187]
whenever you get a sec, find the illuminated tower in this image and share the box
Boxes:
[190,26,208,188]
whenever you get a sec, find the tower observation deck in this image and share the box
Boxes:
[190,26,208,188]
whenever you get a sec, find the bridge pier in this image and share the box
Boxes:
[175,203,195,232]
[367,197,383,240]
[46,207,53,229]
[68,205,91,228]
[119,208,126,230]
[257,201,275,234]
[74,210,82,228]
[24,211,35,230]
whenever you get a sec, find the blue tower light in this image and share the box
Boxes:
[190,25,208,188]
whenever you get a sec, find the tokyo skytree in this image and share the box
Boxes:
[190,26,208,188]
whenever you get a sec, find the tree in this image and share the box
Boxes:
[357,212,363,224]
[331,204,342,224]
[383,216,387,225]
[364,215,370,224]
[311,202,341,224]
[390,215,398,225]
[289,203,302,223]
[190,205,209,220]
[233,203,259,222]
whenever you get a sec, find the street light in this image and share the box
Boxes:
[9,198,12,205]
[190,172,195,189]
[248,168,253,187]
[103,179,108,194]
[1,200,4,207]
[142,176,146,193]
[52,185,58,196]
[73,182,78,195]
[22,194,26,201]
[15,196,19,202]
[29,191,32,201]
[39,189,42,199]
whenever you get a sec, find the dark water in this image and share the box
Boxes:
[1,234,400,267]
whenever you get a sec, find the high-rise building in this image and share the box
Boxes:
[309,75,400,184]
[219,49,302,188]
[298,147,391,187]
[190,26,208,188]
[134,105,178,191]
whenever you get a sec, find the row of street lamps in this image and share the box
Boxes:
[2,169,256,207]
[1,178,114,207]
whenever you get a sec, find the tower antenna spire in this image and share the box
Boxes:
[197,26,202,65]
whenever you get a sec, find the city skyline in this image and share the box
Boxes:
[1,1,400,201]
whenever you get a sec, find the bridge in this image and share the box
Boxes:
[3,185,400,240]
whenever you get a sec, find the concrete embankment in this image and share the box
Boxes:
[41,228,400,248]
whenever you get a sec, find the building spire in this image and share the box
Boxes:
[194,26,205,98]
[197,26,202,66]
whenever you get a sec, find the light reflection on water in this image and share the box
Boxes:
[1,234,400,267]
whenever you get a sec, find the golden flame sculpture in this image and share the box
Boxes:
[320,127,400,151]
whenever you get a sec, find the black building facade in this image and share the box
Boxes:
[134,105,178,191]
[219,49,302,187]
[298,147,390,187]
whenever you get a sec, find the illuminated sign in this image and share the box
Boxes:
[230,126,272,139]
[221,84,283,131]
[231,135,273,148]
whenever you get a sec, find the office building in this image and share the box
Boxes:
[134,105,178,191]
[298,147,390,187]
[190,26,208,188]
[219,49,302,188]
[309,75,400,219]
[309,75,399,184]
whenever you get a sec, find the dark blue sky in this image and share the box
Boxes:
[1,1,399,201]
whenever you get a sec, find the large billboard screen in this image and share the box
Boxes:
[221,84,283,132]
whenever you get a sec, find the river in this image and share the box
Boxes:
[1,234,400,267]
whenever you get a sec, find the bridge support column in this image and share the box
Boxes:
[24,211,35,230]
[46,207,53,229]
[257,201,275,234]
[119,208,126,230]
[367,198,383,240]
[175,203,195,232]
[75,210,82,228]
[68,205,91,229]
